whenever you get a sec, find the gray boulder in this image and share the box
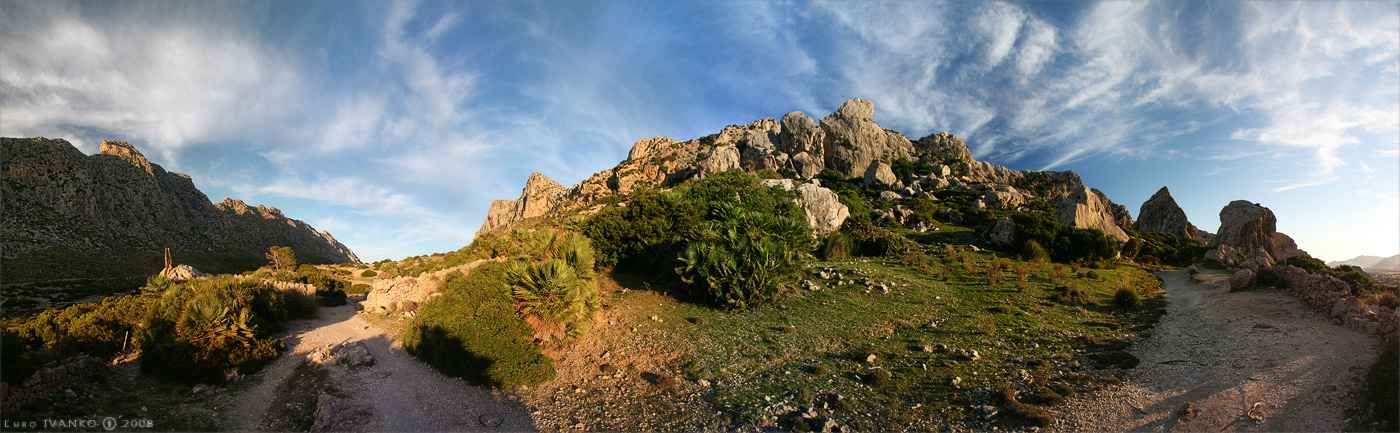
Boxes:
[780,111,826,162]
[794,182,851,237]
[1230,269,1256,290]
[984,216,1017,246]
[310,395,373,432]
[863,160,898,190]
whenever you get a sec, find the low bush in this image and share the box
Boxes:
[677,202,813,309]
[1011,213,1116,264]
[346,284,372,296]
[405,266,555,388]
[360,269,378,278]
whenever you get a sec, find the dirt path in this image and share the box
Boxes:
[1055,269,1383,432]
[226,300,535,432]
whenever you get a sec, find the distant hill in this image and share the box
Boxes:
[1,137,360,282]
[1328,255,1398,270]
[1370,255,1400,270]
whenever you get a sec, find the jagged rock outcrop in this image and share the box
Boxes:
[1214,200,1307,260]
[819,99,917,178]
[476,172,568,235]
[1054,185,1130,243]
[1134,186,1201,240]
[1,137,359,282]
[1092,188,1133,228]
[158,264,206,281]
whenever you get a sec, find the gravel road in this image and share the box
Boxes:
[1054,268,1383,432]
[226,300,535,432]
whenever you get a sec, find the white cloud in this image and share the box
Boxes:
[0,1,303,164]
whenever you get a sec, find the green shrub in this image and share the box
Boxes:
[346,284,372,296]
[820,232,855,260]
[405,267,555,388]
[677,202,813,309]
[1114,286,1142,310]
[1010,213,1116,264]
[584,187,696,271]
[360,269,378,278]
[507,258,599,343]
[890,157,934,182]
[136,276,289,383]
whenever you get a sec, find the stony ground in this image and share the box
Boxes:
[1054,268,1385,432]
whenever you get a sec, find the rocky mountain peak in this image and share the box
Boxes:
[99,140,159,175]
[828,98,875,122]
[1134,186,1197,238]
[475,172,568,236]
[1055,185,1131,243]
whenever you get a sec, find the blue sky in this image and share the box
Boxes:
[2,1,1396,263]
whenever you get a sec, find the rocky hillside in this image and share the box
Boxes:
[477,98,1320,267]
[478,99,1134,239]
[1,137,360,282]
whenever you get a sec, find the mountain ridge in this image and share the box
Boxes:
[1,137,360,282]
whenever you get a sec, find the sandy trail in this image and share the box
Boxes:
[1054,268,1382,432]
[226,300,535,432]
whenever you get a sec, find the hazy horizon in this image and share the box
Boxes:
[3,1,1396,263]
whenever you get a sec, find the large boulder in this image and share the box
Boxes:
[983,216,1016,246]
[1215,200,1307,260]
[820,99,917,178]
[1134,186,1200,240]
[476,172,568,235]
[310,395,373,432]
[863,160,898,190]
[794,181,851,237]
[1054,186,1130,243]
[1230,269,1256,290]
[913,132,975,167]
[983,190,1026,211]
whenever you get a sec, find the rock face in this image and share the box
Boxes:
[1214,200,1307,260]
[1092,188,1133,228]
[1,137,359,282]
[1134,186,1201,240]
[1054,186,1130,243]
[476,172,568,236]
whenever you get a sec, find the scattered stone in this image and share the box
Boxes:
[1230,269,1256,291]
[310,395,373,432]
[1176,401,1195,420]
[63,388,78,399]
[697,379,711,387]
[478,413,505,428]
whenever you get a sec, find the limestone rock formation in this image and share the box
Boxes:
[819,99,917,178]
[1214,200,1307,260]
[158,264,206,281]
[1,137,359,282]
[476,172,568,236]
[1133,186,1200,240]
[1092,188,1134,228]
[983,190,1026,211]
[793,181,851,237]
[1054,186,1130,243]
